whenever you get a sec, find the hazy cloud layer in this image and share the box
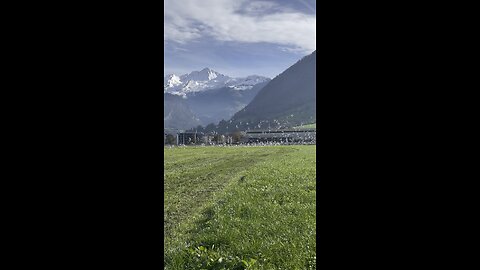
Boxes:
[164,0,316,53]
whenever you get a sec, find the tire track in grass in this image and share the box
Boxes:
[165,145,316,269]
[164,146,294,258]
[164,148,279,231]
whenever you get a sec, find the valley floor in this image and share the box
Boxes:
[164,145,316,269]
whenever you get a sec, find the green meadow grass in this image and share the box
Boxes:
[164,145,316,269]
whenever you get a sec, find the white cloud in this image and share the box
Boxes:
[241,1,287,15]
[164,0,316,53]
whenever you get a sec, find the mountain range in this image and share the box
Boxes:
[164,68,270,129]
[164,68,270,97]
[164,50,316,131]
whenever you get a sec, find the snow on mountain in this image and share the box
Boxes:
[164,74,182,88]
[164,68,270,97]
[182,68,228,82]
[225,75,272,90]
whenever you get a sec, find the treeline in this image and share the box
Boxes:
[186,119,295,134]
[165,131,245,145]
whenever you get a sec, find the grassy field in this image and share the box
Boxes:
[164,145,316,269]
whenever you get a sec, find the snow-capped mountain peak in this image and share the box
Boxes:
[200,67,219,80]
[164,68,270,97]
[164,74,182,88]
[181,68,227,82]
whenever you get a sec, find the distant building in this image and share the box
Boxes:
[177,132,203,145]
[165,128,315,145]
[164,129,183,145]
[243,129,316,143]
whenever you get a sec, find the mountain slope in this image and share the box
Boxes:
[185,81,269,126]
[231,51,316,128]
[164,93,201,130]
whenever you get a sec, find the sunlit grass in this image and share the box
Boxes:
[164,145,316,269]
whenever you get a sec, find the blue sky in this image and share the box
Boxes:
[164,0,316,78]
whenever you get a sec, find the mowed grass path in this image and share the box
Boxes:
[164,145,316,269]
